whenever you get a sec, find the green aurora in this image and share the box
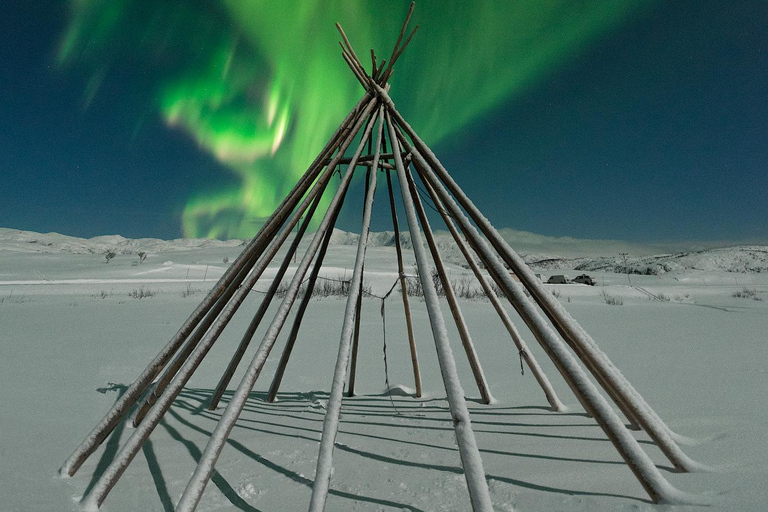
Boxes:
[59,0,650,239]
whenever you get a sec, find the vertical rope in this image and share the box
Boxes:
[376,278,402,415]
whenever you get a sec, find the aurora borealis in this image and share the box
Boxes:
[2,1,767,243]
[55,0,649,239]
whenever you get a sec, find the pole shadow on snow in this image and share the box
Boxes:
[165,401,428,512]
[82,384,131,498]
[185,388,654,503]
[82,384,660,509]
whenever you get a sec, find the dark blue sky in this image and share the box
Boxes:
[1,1,766,243]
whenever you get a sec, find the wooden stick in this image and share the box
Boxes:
[308,107,385,512]
[82,164,335,509]
[381,111,493,511]
[370,48,378,77]
[341,50,368,89]
[265,217,340,403]
[380,1,415,83]
[405,166,493,405]
[60,91,374,478]
[385,169,422,397]
[414,160,565,411]
[336,23,367,79]
[325,152,399,166]
[132,256,255,426]
[382,91,704,474]
[347,169,372,398]
[381,25,419,84]
[174,106,383,512]
[389,117,700,504]
[374,59,386,81]
[79,98,380,511]
[207,179,331,411]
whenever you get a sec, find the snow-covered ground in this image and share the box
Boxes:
[1,228,766,511]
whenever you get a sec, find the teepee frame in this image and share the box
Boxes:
[61,4,706,511]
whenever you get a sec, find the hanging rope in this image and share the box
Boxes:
[251,272,411,412]
[377,278,402,414]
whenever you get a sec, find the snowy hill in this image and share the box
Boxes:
[524,247,768,275]
[3,227,765,275]
[0,227,246,255]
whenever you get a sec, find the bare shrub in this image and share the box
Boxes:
[656,292,671,302]
[272,275,369,300]
[104,251,116,264]
[430,269,445,297]
[405,264,424,298]
[93,290,113,299]
[0,292,31,304]
[600,289,623,306]
[181,283,203,298]
[453,275,485,301]
[551,289,561,299]
[732,288,762,301]
[128,286,157,299]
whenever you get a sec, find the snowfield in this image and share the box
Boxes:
[1,228,766,511]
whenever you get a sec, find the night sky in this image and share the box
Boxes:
[2,1,766,244]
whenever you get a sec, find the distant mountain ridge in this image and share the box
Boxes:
[2,227,766,274]
[0,228,245,255]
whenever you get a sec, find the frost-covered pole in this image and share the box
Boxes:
[135,188,329,424]
[383,90,703,474]
[346,168,371,398]
[394,127,702,504]
[385,169,422,397]
[396,101,665,432]
[207,181,329,411]
[345,284,364,397]
[174,107,382,512]
[135,180,336,424]
[308,108,384,511]
[404,166,494,405]
[383,111,494,512]
[59,92,373,479]
[79,99,379,511]
[131,258,257,426]
[266,217,340,403]
[416,167,565,412]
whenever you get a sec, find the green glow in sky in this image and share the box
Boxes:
[59,0,649,239]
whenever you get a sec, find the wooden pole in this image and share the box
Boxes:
[379,1,415,83]
[382,111,494,512]
[173,106,383,512]
[265,217,339,403]
[308,109,385,512]
[341,50,368,89]
[382,93,703,473]
[404,166,493,405]
[379,25,418,84]
[385,169,422,397]
[79,99,380,510]
[135,185,330,423]
[370,48,378,77]
[131,255,257,426]
[346,287,363,397]
[346,169,371,398]
[60,91,374,479]
[391,124,700,504]
[336,23,368,82]
[206,177,331,411]
[415,163,565,411]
